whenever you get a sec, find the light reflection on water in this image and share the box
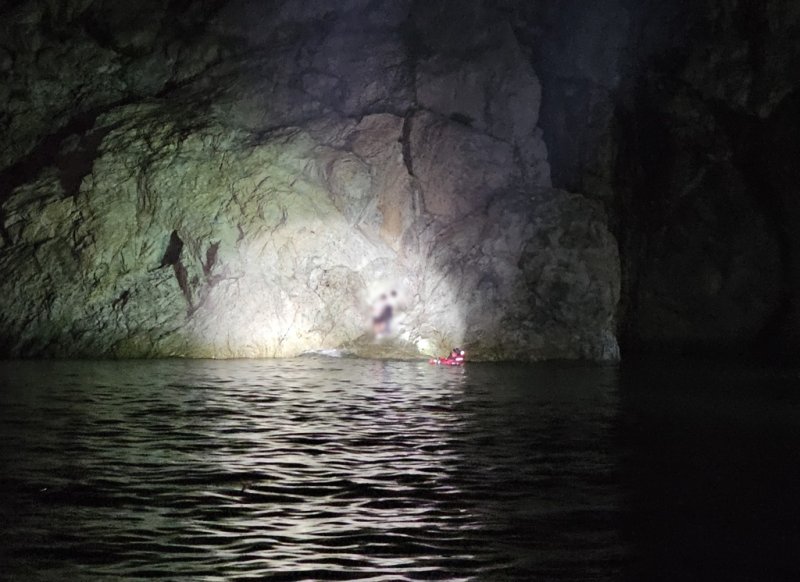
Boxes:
[0,358,624,580]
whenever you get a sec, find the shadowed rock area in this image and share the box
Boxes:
[0,0,619,360]
[513,0,800,357]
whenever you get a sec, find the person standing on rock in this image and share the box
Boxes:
[372,291,396,338]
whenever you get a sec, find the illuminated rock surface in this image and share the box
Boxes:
[1,1,619,359]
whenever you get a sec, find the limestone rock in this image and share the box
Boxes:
[417,30,542,146]
[502,0,799,355]
[409,111,517,220]
[416,27,551,187]
[0,0,620,361]
[424,189,620,361]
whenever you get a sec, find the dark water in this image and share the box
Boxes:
[0,358,799,581]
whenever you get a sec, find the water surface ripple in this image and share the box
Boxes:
[0,358,623,580]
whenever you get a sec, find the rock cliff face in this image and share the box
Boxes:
[509,0,800,356]
[0,0,620,359]
[610,0,798,355]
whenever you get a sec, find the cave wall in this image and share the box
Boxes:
[508,0,800,356]
[0,0,620,360]
[616,0,800,355]
[6,0,794,360]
